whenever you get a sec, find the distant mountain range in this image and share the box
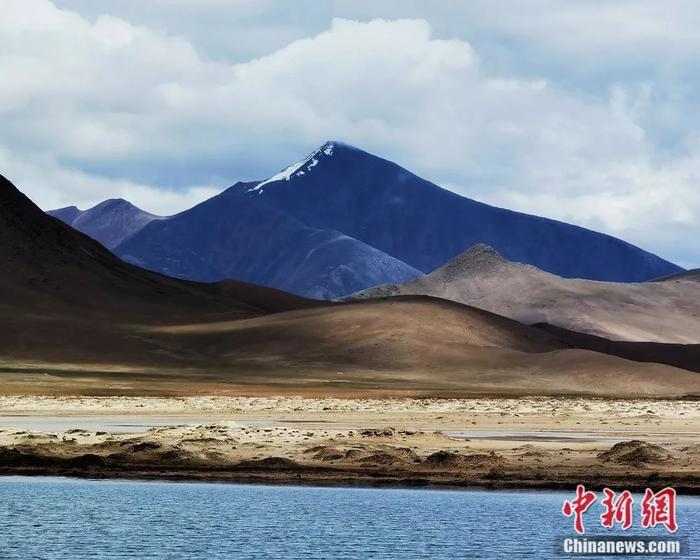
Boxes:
[353,244,700,345]
[10,171,699,398]
[4,178,306,324]
[49,141,682,298]
[652,268,700,282]
[114,185,421,300]
[49,198,164,249]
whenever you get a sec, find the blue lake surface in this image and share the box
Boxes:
[0,477,697,559]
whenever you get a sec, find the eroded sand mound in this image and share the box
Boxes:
[424,450,506,469]
[0,415,698,491]
[598,440,673,465]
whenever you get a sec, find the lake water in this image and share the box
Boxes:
[0,477,696,559]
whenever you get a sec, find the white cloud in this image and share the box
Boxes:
[461,0,700,60]
[1,1,699,266]
[0,149,219,216]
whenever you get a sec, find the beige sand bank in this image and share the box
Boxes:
[0,396,698,491]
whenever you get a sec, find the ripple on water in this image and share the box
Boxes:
[0,477,697,559]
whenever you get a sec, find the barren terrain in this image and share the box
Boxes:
[355,244,700,344]
[3,174,700,399]
[1,396,698,492]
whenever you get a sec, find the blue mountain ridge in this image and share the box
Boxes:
[230,141,681,283]
[115,183,421,299]
[53,140,681,298]
[49,199,163,249]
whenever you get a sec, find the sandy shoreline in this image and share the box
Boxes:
[0,396,698,492]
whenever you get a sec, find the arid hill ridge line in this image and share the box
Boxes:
[654,268,700,282]
[353,244,700,344]
[0,173,309,321]
[1,173,699,398]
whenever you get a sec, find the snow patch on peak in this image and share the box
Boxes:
[248,142,336,192]
[249,158,308,192]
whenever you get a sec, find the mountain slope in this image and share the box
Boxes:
[0,173,310,322]
[49,205,81,224]
[232,141,681,282]
[138,296,700,398]
[79,141,681,298]
[533,323,700,374]
[49,199,163,249]
[116,185,421,299]
[652,269,700,283]
[3,172,698,398]
[353,244,700,344]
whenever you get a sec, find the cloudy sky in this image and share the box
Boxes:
[2,1,699,267]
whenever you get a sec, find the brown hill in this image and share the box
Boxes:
[135,297,699,398]
[534,323,700,374]
[1,175,699,398]
[354,244,700,344]
[653,269,700,283]
[0,173,309,321]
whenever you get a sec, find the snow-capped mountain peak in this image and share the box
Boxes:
[248,141,338,193]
